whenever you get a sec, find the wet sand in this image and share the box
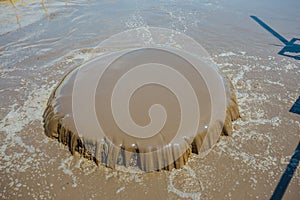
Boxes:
[1,0,300,199]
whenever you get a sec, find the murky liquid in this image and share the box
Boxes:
[0,0,299,199]
[43,45,239,172]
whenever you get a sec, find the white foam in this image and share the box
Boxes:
[116,186,125,194]
[218,52,236,57]
[168,166,201,200]
[58,156,78,187]
[0,83,56,174]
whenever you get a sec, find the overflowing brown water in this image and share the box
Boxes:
[43,47,239,172]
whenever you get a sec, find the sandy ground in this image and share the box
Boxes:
[0,0,299,199]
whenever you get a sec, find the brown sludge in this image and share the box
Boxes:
[43,54,240,172]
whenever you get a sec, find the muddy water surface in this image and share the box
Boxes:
[1,0,300,199]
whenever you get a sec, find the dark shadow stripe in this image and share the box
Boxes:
[250,16,300,60]
[290,96,300,115]
[271,142,300,200]
[250,16,289,44]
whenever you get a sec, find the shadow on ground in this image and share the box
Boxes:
[271,97,300,200]
[251,16,300,60]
